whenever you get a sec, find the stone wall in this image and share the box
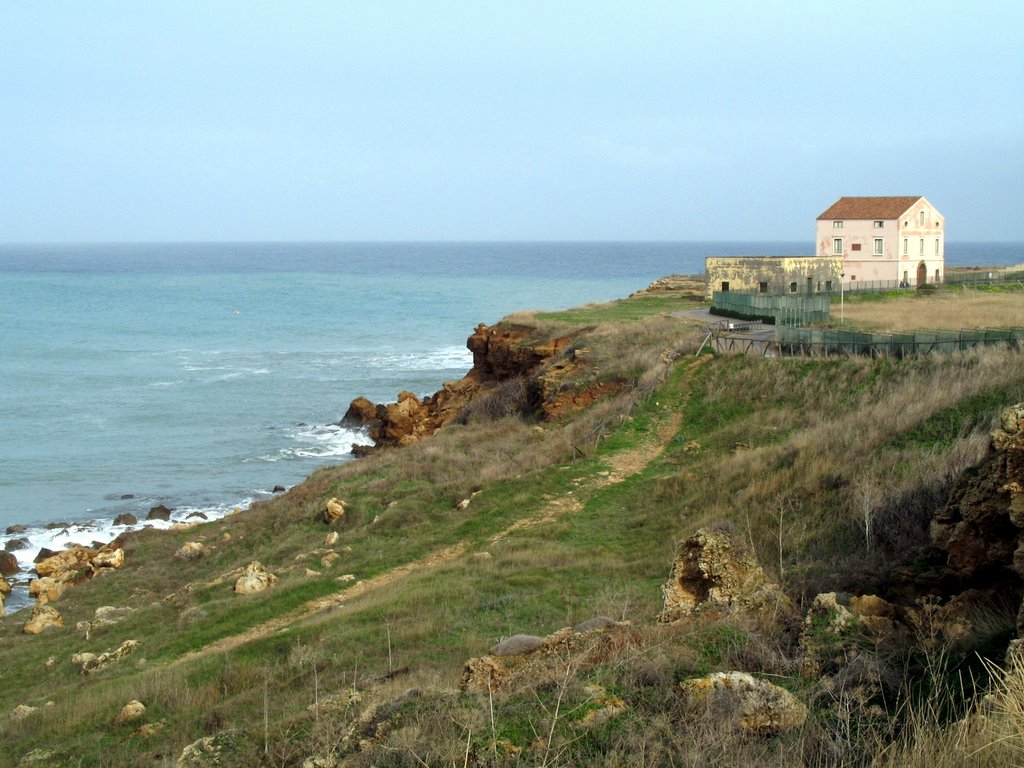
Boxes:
[705,256,844,299]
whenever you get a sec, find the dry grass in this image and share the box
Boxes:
[840,288,1024,332]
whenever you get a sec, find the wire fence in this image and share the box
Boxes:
[772,327,1024,358]
[709,291,830,326]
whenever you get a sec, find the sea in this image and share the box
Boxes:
[1,240,1020,612]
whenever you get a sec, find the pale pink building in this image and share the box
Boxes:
[815,196,944,287]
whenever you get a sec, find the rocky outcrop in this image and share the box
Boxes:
[74,639,140,673]
[174,542,208,561]
[233,561,278,595]
[146,504,173,521]
[75,605,134,637]
[346,323,571,449]
[0,551,19,576]
[659,528,793,623]
[23,604,63,635]
[113,513,138,526]
[461,620,631,694]
[931,403,1024,586]
[680,672,807,735]
[27,543,125,605]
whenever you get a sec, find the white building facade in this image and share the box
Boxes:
[815,196,944,287]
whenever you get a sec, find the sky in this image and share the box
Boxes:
[1,1,1022,242]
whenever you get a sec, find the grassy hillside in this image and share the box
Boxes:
[2,287,1024,767]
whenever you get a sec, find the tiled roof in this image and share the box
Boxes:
[817,196,922,220]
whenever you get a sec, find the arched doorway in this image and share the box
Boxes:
[917,262,927,286]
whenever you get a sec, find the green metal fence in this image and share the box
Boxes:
[944,264,1024,286]
[710,291,831,326]
[773,326,1024,357]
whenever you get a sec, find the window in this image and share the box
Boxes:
[833,237,843,255]
[758,281,768,294]
[852,243,862,251]
[935,269,940,281]
[920,210,925,226]
[935,239,940,255]
[873,220,884,228]
[833,220,843,229]
[721,281,729,292]
[903,238,908,255]
[903,270,909,283]
[825,280,833,291]
[919,238,924,255]
[874,238,884,256]
[790,281,797,293]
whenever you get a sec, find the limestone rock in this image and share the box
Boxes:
[113,513,138,526]
[0,551,20,576]
[577,683,627,728]
[4,537,30,551]
[10,704,39,722]
[76,605,134,636]
[92,547,124,570]
[234,561,278,595]
[490,634,546,656]
[323,498,346,525]
[0,592,4,617]
[112,700,146,725]
[79,639,140,673]
[28,577,66,604]
[35,547,93,580]
[343,396,379,424]
[6,524,28,534]
[681,671,807,735]
[175,542,208,561]
[176,732,237,767]
[573,616,619,634]
[320,551,340,568]
[17,749,66,767]
[23,604,63,634]
[324,531,340,547]
[0,574,11,596]
[659,527,793,623]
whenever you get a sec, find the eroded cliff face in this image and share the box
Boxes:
[930,403,1024,626]
[344,323,578,449]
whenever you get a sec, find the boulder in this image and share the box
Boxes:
[573,616,619,634]
[92,546,124,570]
[5,524,27,534]
[343,396,379,424]
[33,547,57,564]
[0,575,11,596]
[659,528,793,623]
[113,513,138,526]
[0,592,4,617]
[29,577,66,604]
[320,551,340,568]
[10,704,39,722]
[323,498,346,525]
[324,531,340,547]
[0,551,19,576]
[35,547,94,579]
[490,634,546,656]
[272,485,286,493]
[681,671,807,735]
[23,604,63,635]
[79,639,140,673]
[146,504,173,521]
[5,537,30,552]
[176,731,239,767]
[174,542,208,561]
[112,700,146,725]
[234,561,278,595]
[76,605,134,636]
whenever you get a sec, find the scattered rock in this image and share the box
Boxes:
[17,749,66,767]
[490,634,548,656]
[472,551,492,561]
[44,522,70,530]
[113,513,138,526]
[272,485,286,493]
[337,574,356,584]
[23,604,63,634]
[0,575,11,596]
[5,537,30,552]
[0,551,19,576]
[134,720,165,739]
[79,639,140,673]
[5,524,27,534]
[320,552,341,568]
[146,505,173,521]
[304,568,321,577]
[92,547,125,570]
[324,498,347,525]
[234,561,278,595]
[10,704,39,722]
[175,542,208,561]
[573,616,619,634]
[456,498,471,510]
[185,512,208,520]
[659,527,793,623]
[577,683,627,728]
[76,605,135,636]
[324,531,340,547]
[35,547,94,579]
[112,700,146,725]
[681,671,807,735]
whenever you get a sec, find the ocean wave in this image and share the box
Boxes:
[249,422,373,463]
[0,497,257,615]
[364,345,472,371]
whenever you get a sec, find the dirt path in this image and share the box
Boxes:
[174,356,707,666]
